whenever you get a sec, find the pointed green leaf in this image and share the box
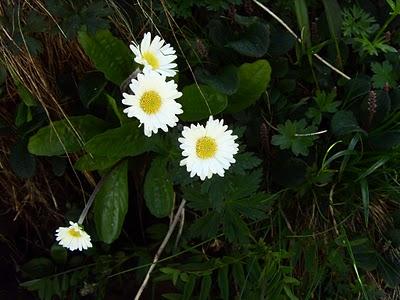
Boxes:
[226,60,271,113]
[179,84,228,121]
[28,115,109,156]
[144,157,174,218]
[78,30,135,85]
[94,161,129,243]
[217,266,229,300]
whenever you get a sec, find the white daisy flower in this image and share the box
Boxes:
[179,116,239,180]
[55,221,92,251]
[130,32,177,77]
[122,71,183,137]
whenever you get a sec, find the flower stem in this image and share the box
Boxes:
[77,161,124,225]
[373,13,398,43]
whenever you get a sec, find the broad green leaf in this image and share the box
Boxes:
[85,122,148,159]
[196,66,239,95]
[269,29,295,56]
[226,60,271,113]
[369,130,400,149]
[10,137,36,178]
[21,257,54,278]
[78,30,135,85]
[144,157,174,218]
[50,244,67,265]
[78,72,107,108]
[74,154,120,171]
[227,22,270,57]
[94,161,129,243]
[331,110,362,136]
[28,115,109,156]
[179,84,228,121]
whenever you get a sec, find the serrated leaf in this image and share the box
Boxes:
[224,207,250,243]
[28,115,109,156]
[179,84,228,121]
[371,61,397,89]
[144,157,174,218]
[78,30,135,85]
[227,60,271,113]
[189,212,220,240]
[94,161,129,243]
[271,119,317,156]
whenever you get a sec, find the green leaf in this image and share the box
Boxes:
[85,122,148,159]
[322,0,342,39]
[226,60,271,113]
[217,265,229,300]
[179,84,228,121]
[13,78,37,107]
[74,154,120,171]
[10,137,36,178]
[199,275,212,300]
[294,0,311,48]
[78,30,135,85]
[94,161,129,243]
[377,255,400,287]
[371,61,398,89]
[21,258,54,278]
[50,244,67,265]
[331,110,362,136]
[196,66,239,95]
[182,275,196,300]
[227,22,270,57]
[144,157,174,218]
[28,115,109,156]
[369,130,400,149]
[78,72,107,108]
[360,179,369,227]
[189,212,220,240]
[271,119,318,156]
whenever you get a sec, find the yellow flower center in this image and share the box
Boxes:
[142,51,160,69]
[68,228,82,238]
[196,136,217,159]
[140,91,162,114]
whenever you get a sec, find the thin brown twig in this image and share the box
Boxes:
[134,199,187,300]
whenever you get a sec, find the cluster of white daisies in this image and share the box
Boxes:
[55,32,239,251]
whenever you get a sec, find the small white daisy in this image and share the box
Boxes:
[179,116,239,180]
[130,32,177,77]
[122,71,183,137]
[55,221,92,251]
